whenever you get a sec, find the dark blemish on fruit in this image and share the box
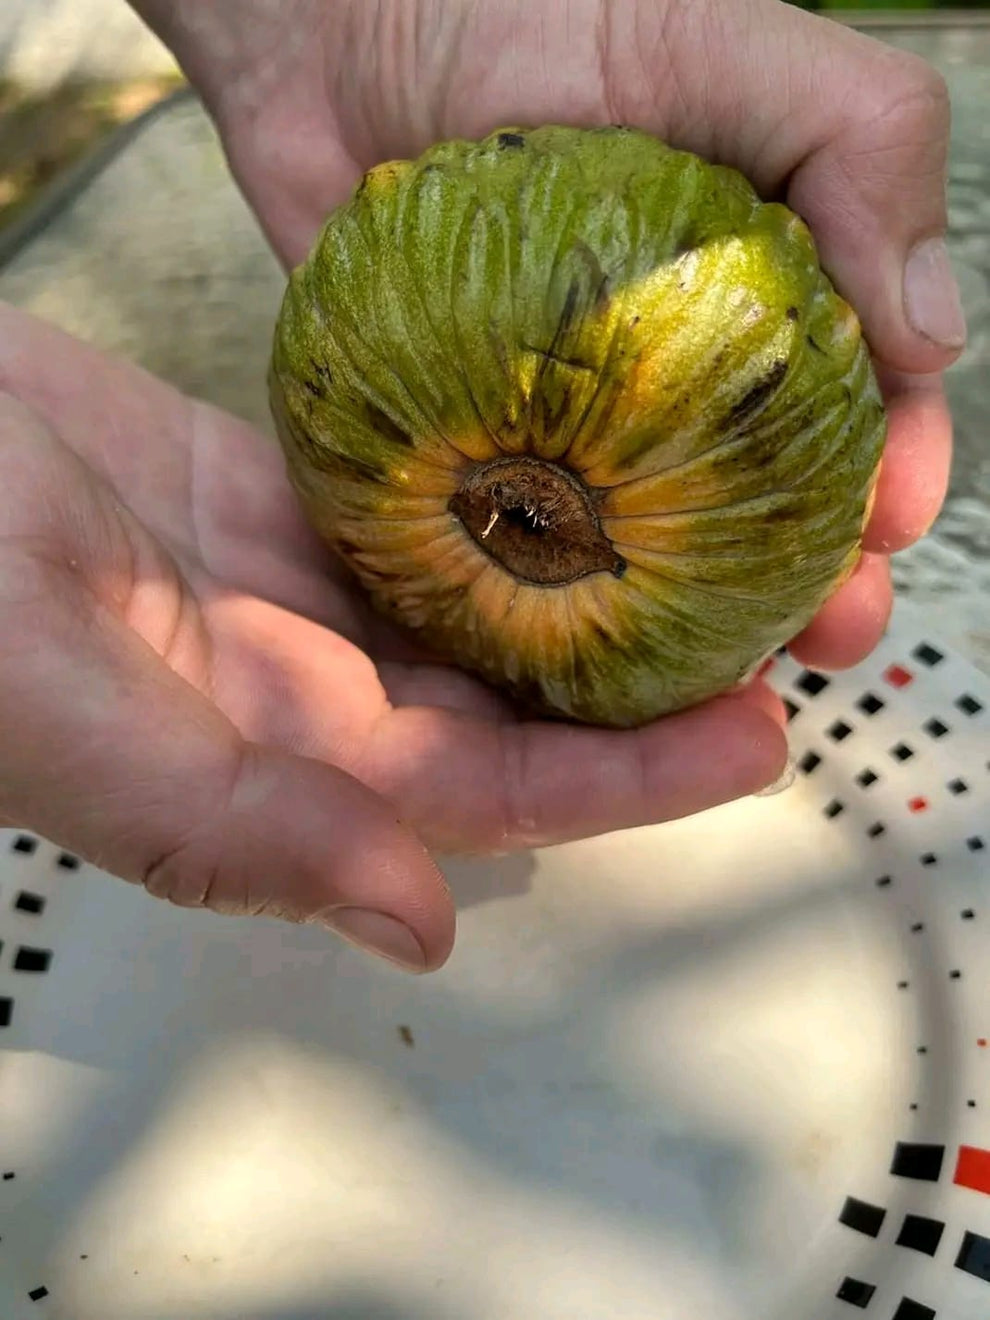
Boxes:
[726,359,788,427]
[365,402,414,448]
[334,452,388,484]
[806,333,826,354]
[558,279,580,335]
[523,344,596,373]
[786,306,800,322]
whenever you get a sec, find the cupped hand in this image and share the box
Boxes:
[0,303,785,969]
[133,0,964,670]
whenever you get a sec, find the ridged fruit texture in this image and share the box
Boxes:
[270,125,886,728]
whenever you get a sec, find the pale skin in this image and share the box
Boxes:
[0,0,964,971]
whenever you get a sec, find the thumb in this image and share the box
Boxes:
[0,397,453,972]
[783,24,964,370]
[6,599,454,972]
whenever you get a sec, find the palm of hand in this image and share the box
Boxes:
[0,304,780,865]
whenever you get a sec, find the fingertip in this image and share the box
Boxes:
[787,551,892,671]
[699,690,790,794]
[863,375,952,554]
[719,673,788,730]
[152,744,458,972]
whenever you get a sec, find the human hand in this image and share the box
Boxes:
[0,303,786,969]
[131,0,963,674]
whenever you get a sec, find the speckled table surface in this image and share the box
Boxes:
[0,23,987,670]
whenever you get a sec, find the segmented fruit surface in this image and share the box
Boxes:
[270,125,886,728]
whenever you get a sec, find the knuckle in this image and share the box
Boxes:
[877,51,950,130]
[140,740,255,914]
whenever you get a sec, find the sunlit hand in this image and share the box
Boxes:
[0,304,785,969]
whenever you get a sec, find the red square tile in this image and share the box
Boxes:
[884,664,914,689]
[955,1145,990,1195]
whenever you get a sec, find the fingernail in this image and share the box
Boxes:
[904,238,967,349]
[329,908,427,972]
[754,755,796,798]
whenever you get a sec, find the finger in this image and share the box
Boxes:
[0,397,453,971]
[733,674,788,730]
[363,694,788,854]
[787,551,893,672]
[378,661,519,721]
[863,369,953,554]
[601,0,965,370]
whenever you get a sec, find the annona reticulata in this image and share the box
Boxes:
[269,125,886,728]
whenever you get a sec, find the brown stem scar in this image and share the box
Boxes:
[449,455,626,586]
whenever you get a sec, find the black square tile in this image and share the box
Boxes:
[891,742,915,762]
[796,670,830,696]
[867,822,886,839]
[824,799,844,819]
[923,717,949,738]
[913,643,944,667]
[836,1276,876,1307]
[857,693,885,716]
[783,698,801,722]
[892,1299,935,1320]
[829,719,854,742]
[799,751,822,774]
[857,768,879,788]
[890,1142,944,1182]
[920,853,938,867]
[838,1196,886,1238]
[11,835,37,855]
[0,997,12,1028]
[56,852,80,871]
[13,891,45,915]
[948,778,969,795]
[895,1213,944,1256]
[13,947,52,973]
[968,837,986,853]
[956,1229,990,1283]
[957,694,984,716]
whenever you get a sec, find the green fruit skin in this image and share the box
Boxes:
[270,125,886,728]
